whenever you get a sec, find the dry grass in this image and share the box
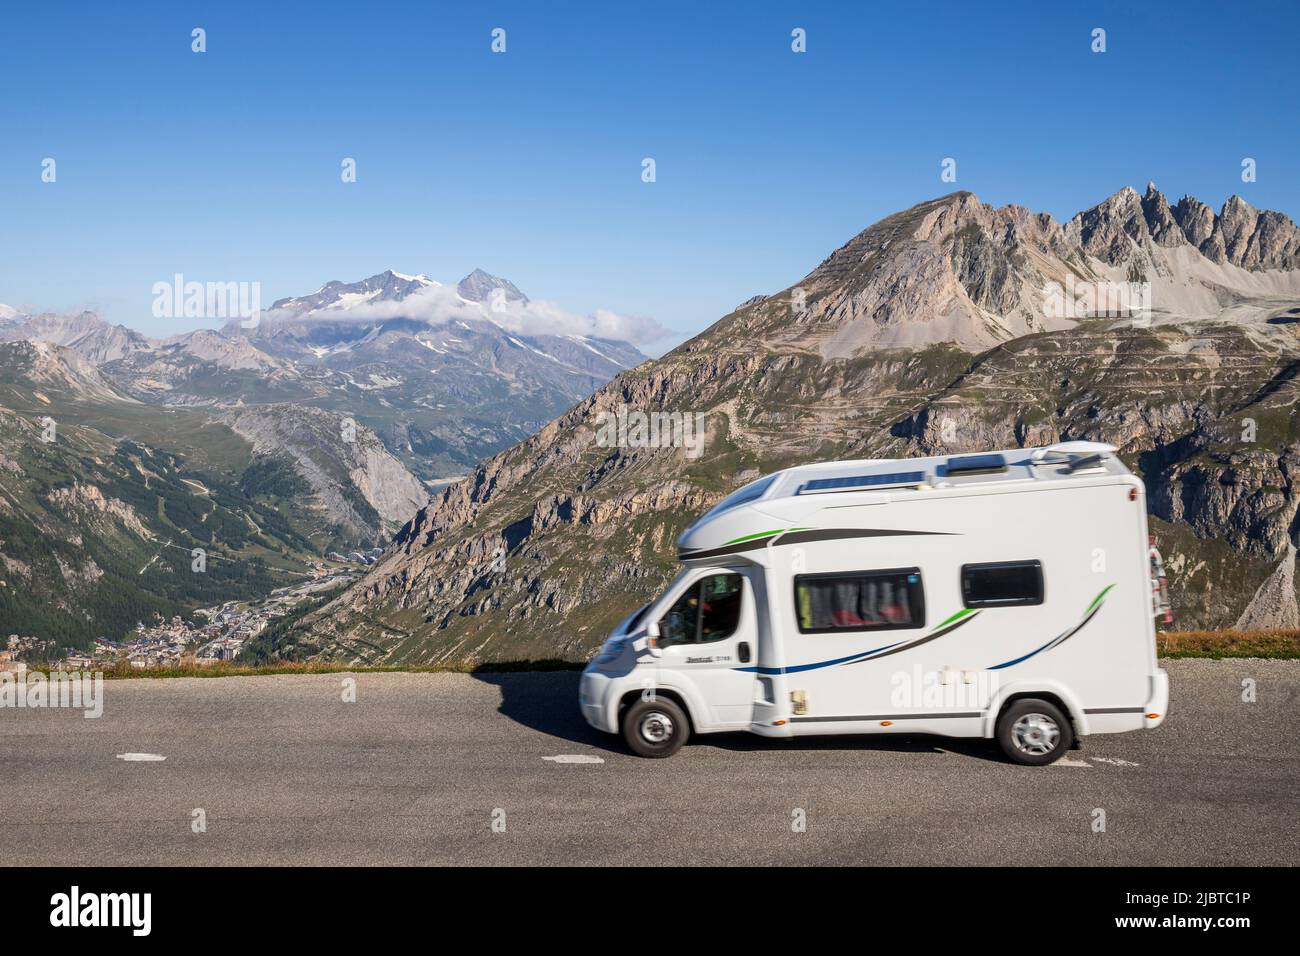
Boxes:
[1156,629,1300,659]
[94,659,584,680]
[47,630,1300,679]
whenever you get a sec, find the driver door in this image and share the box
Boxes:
[656,570,757,728]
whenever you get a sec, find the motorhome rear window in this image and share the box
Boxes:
[961,560,1044,607]
[794,568,925,634]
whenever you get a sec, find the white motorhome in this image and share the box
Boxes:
[579,442,1170,765]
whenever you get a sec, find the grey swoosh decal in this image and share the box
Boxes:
[678,527,953,561]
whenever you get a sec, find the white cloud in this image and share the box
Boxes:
[266,284,666,345]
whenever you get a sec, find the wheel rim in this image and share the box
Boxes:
[639,711,674,744]
[1011,713,1059,755]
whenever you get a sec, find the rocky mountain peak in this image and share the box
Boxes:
[270,270,438,314]
[456,268,528,305]
[0,309,152,364]
[1140,183,1182,247]
[1071,186,1152,263]
[699,184,1300,356]
[1171,194,1217,249]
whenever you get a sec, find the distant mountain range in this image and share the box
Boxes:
[0,269,646,649]
[279,186,1300,666]
[0,268,647,479]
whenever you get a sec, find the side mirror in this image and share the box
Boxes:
[639,621,664,657]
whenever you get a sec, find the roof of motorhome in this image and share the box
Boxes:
[763,442,1128,498]
[678,443,1131,557]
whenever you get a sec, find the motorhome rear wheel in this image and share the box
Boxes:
[995,698,1075,766]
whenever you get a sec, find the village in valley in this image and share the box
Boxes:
[2,564,358,673]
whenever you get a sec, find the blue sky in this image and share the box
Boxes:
[1,0,1296,352]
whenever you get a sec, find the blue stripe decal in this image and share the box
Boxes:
[734,642,904,675]
[987,589,1110,670]
[988,638,1057,671]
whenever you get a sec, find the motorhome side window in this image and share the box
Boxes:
[660,573,743,646]
[794,568,924,633]
[961,560,1044,608]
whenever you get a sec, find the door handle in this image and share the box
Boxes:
[737,641,751,664]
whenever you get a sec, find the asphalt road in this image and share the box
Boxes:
[1,659,1295,866]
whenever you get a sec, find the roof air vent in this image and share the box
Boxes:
[943,453,1007,476]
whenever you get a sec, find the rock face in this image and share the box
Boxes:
[1235,543,1299,630]
[0,340,137,404]
[222,404,427,542]
[280,187,1300,665]
[154,330,281,372]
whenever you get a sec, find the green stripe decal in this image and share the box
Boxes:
[1084,583,1115,616]
[934,607,977,630]
[721,527,812,546]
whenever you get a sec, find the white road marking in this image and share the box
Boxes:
[1055,756,1092,767]
[116,753,166,762]
[543,754,604,764]
[1090,756,1140,767]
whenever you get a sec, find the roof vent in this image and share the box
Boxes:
[1030,441,1117,461]
[942,453,1007,477]
[1028,441,1116,473]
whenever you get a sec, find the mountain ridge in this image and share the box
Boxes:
[281,186,1300,666]
[708,186,1300,356]
[2,269,649,478]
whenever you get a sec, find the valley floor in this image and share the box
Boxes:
[0,659,1294,866]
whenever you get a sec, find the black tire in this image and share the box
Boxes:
[995,698,1074,766]
[621,696,690,758]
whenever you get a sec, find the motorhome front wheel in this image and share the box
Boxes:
[622,698,690,758]
[995,699,1075,766]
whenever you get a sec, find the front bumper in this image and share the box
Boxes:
[579,669,618,733]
